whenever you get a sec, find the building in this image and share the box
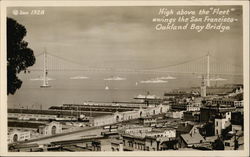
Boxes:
[205,84,243,96]
[214,112,231,136]
[122,110,142,121]
[232,124,243,133]
[93,113,120,126]
[171,104,188,111]
[224,130,244,150]
[49,138,102,151]
[228,86,243,97]
[176,122,206,148]
[122,134,158,151]
[124,127,152,136]
[165,111,184,119]
[212,98,236,107]
[93,104,170,126]
[231,112,243,126]
[122,127,181,151]
[8,129,31,143]
[186,104,200,112]
[146,128,176,139]
[176,122,205,148]
[139,117,157,126]
[200,105,235,123]
[8,121,48,138]
[183,111,200,122]
[100,138,123,151]
[38,121,62,136]
[143,104,170,117]
[159,139,178,150]
[234,100,243,107]
[176,122,197,137]
[8,113,57,121]
[123,126,176,140]
[179,132,205,148]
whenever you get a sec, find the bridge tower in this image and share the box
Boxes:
[40,50,51,88]
[206,52,210,87]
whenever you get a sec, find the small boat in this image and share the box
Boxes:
[105,86,109,90]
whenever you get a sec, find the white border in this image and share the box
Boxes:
[0,1,249,156]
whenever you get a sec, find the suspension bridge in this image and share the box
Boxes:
[25,50,243,88]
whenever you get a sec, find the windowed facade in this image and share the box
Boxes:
[51,126,57,135]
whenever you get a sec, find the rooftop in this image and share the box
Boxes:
[181,133,205,145]
[8,121,46,129]
[176,123,194,134]
[122,134,156,140]
[152,128,175,132]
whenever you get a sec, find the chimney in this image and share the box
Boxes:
[184,122,188,127]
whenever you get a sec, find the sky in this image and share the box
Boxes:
[6,5,244,107]
[7,6,243,70]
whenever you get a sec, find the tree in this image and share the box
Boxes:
[7,17,35,95]
[212,136,225,150]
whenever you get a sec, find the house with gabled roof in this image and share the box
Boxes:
[176,122,205,148]
[179,132,205,148]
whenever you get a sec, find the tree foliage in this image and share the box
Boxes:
[212,136,225,150]
[7,17,35,95]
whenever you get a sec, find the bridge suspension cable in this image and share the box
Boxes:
[27,50,243,87]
